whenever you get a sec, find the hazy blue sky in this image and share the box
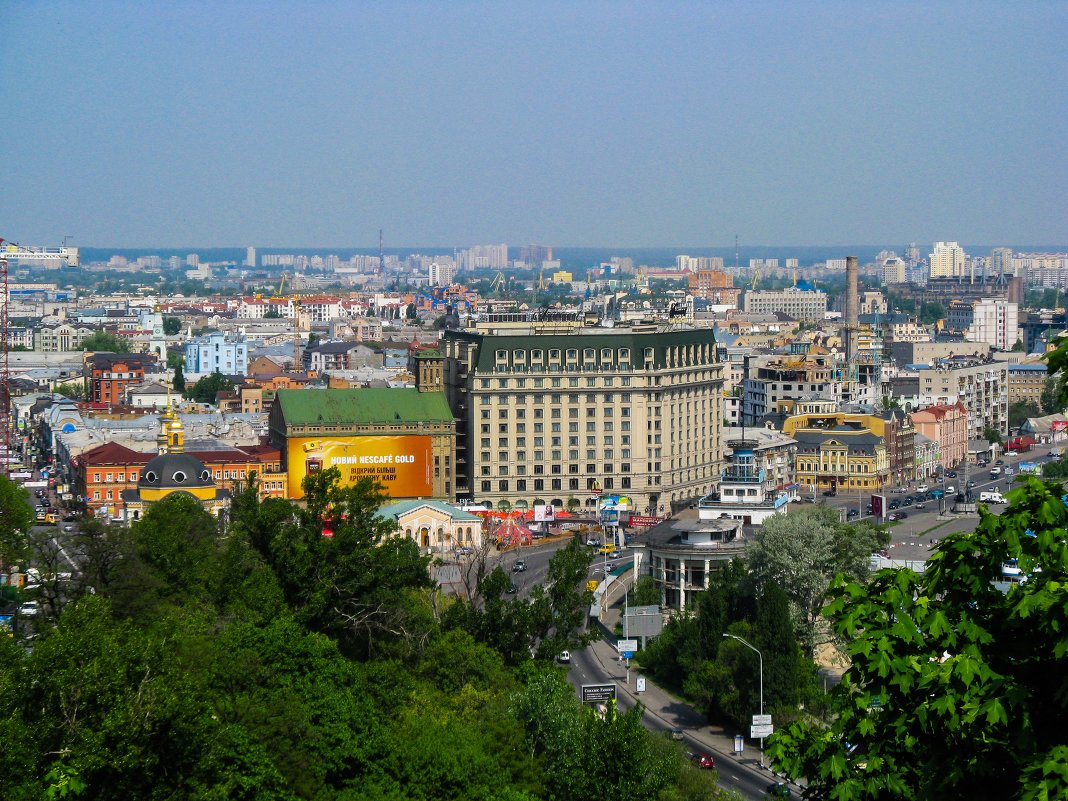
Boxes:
[1,1,1065,249]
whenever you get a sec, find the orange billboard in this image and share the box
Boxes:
[287,435,433,499]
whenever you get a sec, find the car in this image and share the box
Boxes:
[917,484,929,493]
[18,601,39,617]
[456,546,473,556]
[945,485,956,495]
[896,511,908,519]
[995,459,1004,466]
[968,480,977,488]
[903,497,913,506]
[889,500,901,510]
[945,470,957,478]
[846,509,859,518]
[512,560,526,572]
[506,584,519,594]
[586,538,600,547]
[765,782,792,799]
[688,752,715,769]
[669,728,684,741]
[916,501,927,509]
[887,512,899,521]
[557,650,570,664]
[608,550,622,559]
[822,489,837,497]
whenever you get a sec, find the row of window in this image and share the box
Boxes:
[481,477,631,493]
[90,468,256,483]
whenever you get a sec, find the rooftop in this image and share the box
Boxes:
[274,388,453,426]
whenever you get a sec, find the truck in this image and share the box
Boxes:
[979,491,1006,504]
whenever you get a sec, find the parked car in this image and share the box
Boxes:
[506,584,519,594]
[822,489,837,497]
[995,459,1004,466]
[688,752,715,769]
[669,728,684,741]
[765,782,792,799]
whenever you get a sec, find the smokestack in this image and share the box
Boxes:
[845,255,859,363]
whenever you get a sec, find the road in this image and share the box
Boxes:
[568,639,776,800]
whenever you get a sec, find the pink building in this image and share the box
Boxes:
[910,402,968,469]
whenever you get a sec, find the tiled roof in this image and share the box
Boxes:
[275,388,453,426]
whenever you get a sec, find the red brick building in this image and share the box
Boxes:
[84,353,155,405]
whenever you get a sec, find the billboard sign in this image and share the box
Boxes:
[1052,420,1068,432]
[534,503,556,522]
[871,494,886,518]
[581,684,617,704]
[286,435,433,499]
[629,515,662,528]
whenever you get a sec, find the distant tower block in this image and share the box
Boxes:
[246,246,256,268]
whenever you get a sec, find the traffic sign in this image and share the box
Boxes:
[751,724,774,738]
[617,639,638,654]
[581,684,617,704]
[734,735,745,753]
[752,714,772,726]
[636,676,646,693]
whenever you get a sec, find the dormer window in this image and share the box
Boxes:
[172,471,187,484]
[144,470,158,483]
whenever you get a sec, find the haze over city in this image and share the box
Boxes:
[2,1,1065,249]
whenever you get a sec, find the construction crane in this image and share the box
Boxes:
[490,272,506,293]
[0,238,79,267]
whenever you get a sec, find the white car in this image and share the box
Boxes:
[558,650,571,664]
[917,485,929,493]
[945,485,956,495]
[18,601,39,617]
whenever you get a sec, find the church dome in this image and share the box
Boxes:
[139,452,214,490]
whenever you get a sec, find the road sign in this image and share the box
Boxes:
[617,639,638,654]
[751,724,774,738]
[752,714,772,726]
[734,735,745,753]
[621,651,634,660]
[581,684,617,704]
[636,676,646,692]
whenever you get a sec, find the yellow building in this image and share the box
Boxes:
[121,404,229,521]
[784,413,891,492]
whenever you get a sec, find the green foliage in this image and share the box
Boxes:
[80,330,130,352]
[53,381,86,400]
[983,425,1003,445]
[1011,338,1025,352]
[629,575,662,607]
[1009,399,1041,430]
[768,475,1068,800]
[186,370,234,404]
[163,316,181,335]
[918,301,944,325]
[173,360,185,392]
[0,475,35,565]
[1041,375,1060,415]
[747,506,888,651]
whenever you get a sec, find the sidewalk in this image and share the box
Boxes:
[590,589,794,787]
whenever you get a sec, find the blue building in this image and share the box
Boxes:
[184,331,248,376]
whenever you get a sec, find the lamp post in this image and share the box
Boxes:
[723,633,765,769]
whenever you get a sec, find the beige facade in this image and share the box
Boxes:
[38,323,99,352]
[442,324,725,517]
[917,359,1008,438]
[910,402,967,468]
[742,288,827,321]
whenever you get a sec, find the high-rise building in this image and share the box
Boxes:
[675,255,725,272]
[520,244,553,266]
[457,244,508,270]
[991,247,1014,276]
[929,241,966,279]
[429,259,457,287]
[246,247,257,268]
[440,322,725,517]
[880,257,907,285]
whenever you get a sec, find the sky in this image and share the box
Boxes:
[1,1,1065,250]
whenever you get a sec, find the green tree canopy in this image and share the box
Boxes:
[983,425,1003,445]
[53,381,85,401]
[747,506,888,650]
[0,475,35,565]
[769,475,1068,800]
[163,316,181,335]
[186,370,234,404]
[1009,399,1041,430]
[80,330,130,352]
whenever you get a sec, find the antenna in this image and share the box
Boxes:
[379,228,384,275]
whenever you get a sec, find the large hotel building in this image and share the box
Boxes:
[440,318,725,517]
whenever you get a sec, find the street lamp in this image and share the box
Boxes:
[723,633,765,769]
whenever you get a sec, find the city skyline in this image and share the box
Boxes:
[1,1,1065,248]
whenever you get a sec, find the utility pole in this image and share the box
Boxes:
[724,633,765,769]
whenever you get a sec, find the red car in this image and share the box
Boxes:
[689,752,715,769]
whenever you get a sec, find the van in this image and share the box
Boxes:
[44,513,59,525]
[990,467,1001,477]
[980,491,1005,504]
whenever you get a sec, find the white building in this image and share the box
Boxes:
[929,241,966,279]
[246,247,256,268]
[185,331,249,376]
[429,260,457,288]
[966,299,1019,351]
[676,255,725,272]
[881,257,907,285]
[742,287,828,321]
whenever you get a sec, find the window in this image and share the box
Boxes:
[498,480,509,492]
[481,481,492,492]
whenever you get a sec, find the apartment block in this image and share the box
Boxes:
[742,288,827,321]
[916,358,1008,439]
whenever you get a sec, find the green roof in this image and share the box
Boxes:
[376,499,481,521]
[275,388,453,426]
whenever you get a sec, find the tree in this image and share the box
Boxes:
[1040,375,1060,415]
[769,474,1068,800]
[80,330,129,352]
[747,506,887,651]
[0,475,35,565]
[186,370,233,404]
[163,316,181,335]
[1011,338,1025,352]
[173,360,185,392]
[983,425,1003,445]
[880,395,900,411]
[53,382,85,401]
[918,302,945,325]
[1009,399,1041,430]
[628,575,662,607]
[405,302,417,320]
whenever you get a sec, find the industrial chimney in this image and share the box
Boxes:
[845,255,859,363]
